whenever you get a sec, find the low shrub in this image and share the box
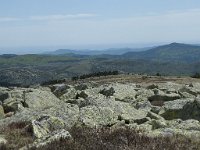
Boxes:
[0,122,33,150]
[191,72,200,78]
[71,71,119,81]
[35,126,200,150]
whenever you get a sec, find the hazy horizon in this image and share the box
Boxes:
[1,0,200,54]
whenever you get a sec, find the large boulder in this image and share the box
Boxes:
[0,103,79,129]
[148,89,181,106]
[159,98,200,120]
[1,87,62,113]
[31,115,66,138]
[79,106,117,127]
[112,83,137,101]
[179,86,200,97]
[78,96,147,127]
[24,88,61,109]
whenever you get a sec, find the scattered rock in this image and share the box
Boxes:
[99,87,115,97]
[147,84,158,89]
[76,91,88,99]
[60,88,77,100]
[51,84,70,97]
[74,84,88,91]
[1,81,200,148]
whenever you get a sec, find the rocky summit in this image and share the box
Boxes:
[0,75,200,149]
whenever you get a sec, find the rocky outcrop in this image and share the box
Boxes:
[1,80,200,148]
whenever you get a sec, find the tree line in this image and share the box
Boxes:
[72,71,119,81]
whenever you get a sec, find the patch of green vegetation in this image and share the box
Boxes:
[72,71,119,81]
[0,54,80,66]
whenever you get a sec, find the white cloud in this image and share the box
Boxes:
[29,13,97,21]
[1,9,200,47]
[0,17,21,22]
[0,13,97,22]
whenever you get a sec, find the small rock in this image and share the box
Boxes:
[99,87,115,97]
[0,135,7,145]
[0,105,5,119]
[21,129,71,150]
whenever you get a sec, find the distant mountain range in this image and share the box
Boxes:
[44,47,150,56]
[1,42,200,87]
[44,43,200,63]
[122,43,200,62]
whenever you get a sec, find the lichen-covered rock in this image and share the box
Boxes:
[51,84,70,97]
[3,101,24,114]
[135,89,154,102]
[148,89,181,106]
[21,129,71,150]
[79,106,117,126]
[78,97,148,127]
[0,91,9,103]
[149,119,167,130]
[1,87,62,113]
[76,91,88,99]
[0,103,79,129]
[135,101,152,111]
[112,83,137,101]
[74,84,88,91]
[0,135,7,145]
[31,115,66,138]
[24,88,61,109]
[99,87,115,97]
[179,86,200,97]
[159,98,200,120]
[60,88,77,100]
[0,105,4,119]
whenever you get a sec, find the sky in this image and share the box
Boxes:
[1,0,200,53]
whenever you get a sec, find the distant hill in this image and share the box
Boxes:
[45,47,150,56]
[122,43,200,62]
[2,42,200,87]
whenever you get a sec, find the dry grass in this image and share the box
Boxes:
[34,126,200,150]
[0,122,34,150]
[0,122,200,150]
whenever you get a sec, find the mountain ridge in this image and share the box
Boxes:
[122,43,200,62]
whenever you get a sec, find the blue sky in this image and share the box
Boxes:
[1,0,200,53]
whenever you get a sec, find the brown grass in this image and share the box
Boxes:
[0,122,200,150]
[0,121,34,150]
[33,126,200,150]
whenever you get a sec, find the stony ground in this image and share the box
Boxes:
[0,75,200,149]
